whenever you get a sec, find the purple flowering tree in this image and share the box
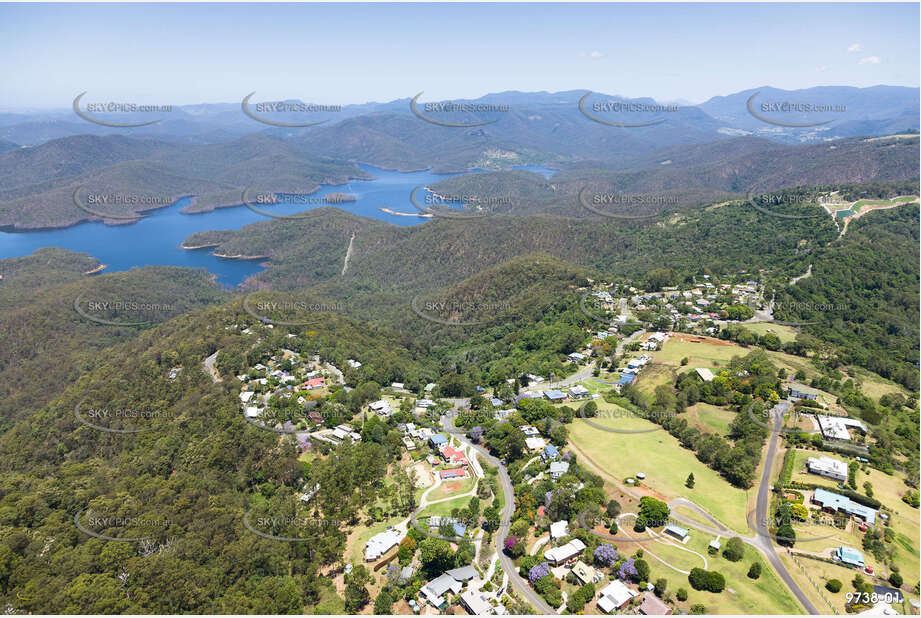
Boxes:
[504,535,518,551]
[618,557,638,581]
[528,562,551,584]
[594,543,618,567]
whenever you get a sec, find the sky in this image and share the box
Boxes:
[0,2,918,109]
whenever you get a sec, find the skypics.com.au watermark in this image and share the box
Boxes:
[74,403,173,434]
[241,92,342,127]
[746,91,846,128]
[73,295,176,327]
[578,92,678,127]
[410,92,510,127]
[73,187,176,221]
[411,295,513,326]
[243,510,343,542]
[243,293,346,326]
[74,510,172,542]
[578,402,672,434]
[73,92,172,127]
[578,187,677,219]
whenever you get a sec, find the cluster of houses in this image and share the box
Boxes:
[427,434,471,480]
[237,350,339,424]
[616,354,652,393]
[417,564,507,614]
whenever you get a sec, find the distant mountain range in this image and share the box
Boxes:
[1,85,916,148]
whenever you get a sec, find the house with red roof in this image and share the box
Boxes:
[303,377,326,389]
[439,445,468,465]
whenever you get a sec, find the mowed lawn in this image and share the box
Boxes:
[686,402,736,435]
[741,322,799,344]
[569,417,751,534]
[643,530,804,614]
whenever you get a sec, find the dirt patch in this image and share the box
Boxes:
[442,480,462,492]
[411,462,433,488]
[673,334,733,346]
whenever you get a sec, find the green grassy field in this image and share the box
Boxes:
[741,322,799,344]
[569,417,751,534]
[428,475,476,502]
[418,494,473,519]
[686,402,736,435]
[845,365,910,401]
[634,363,677,396]
[640,529,804,614]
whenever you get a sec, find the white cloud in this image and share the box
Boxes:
[858,56,881,65]
[847,43,863,53]
[816,65,828,72]
[580,51,605,59]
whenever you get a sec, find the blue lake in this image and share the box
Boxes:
[0,164,555,287]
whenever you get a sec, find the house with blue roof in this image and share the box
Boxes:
[835,546,865,568]
[812,488,877,524]
[664,524,689,541]
[543,389,566,401]
[429,434,448,448]
[542,444,560,461]
[615,373,636,393]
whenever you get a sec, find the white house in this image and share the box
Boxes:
[364,529,403,561]
[544,538,586,565]
[550,520,569,540]
[807,455,848,481]
[549,461,570,479]
[597,580,638,613]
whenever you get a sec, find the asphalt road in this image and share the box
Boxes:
[440,415,556,615]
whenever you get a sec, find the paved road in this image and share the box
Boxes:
[750,403,820,615]
[440,414,556,615]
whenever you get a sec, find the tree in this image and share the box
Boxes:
[776,523,796,547]
[825,579,842,593]
[676,588,688,602]
[889,572,903,588]
[654,578,668,598]
[638,496,670,528]
[685,473,695,489]
[747,563,761,579]
[593,544,618,567]
[419,538,454,575]
[722,537,745,562]
[344,565,372,613]
[789,503,809,521]
[635,559,650,583]
[690,604,707,614]
[606,499,622,518]
[373,589,394,614]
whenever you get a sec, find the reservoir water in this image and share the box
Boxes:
[0,164,554,287]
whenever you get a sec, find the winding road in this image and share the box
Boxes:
[439,414,557,615]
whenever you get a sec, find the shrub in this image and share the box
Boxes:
[690,604,707,614]
[889,573,903,588]
[826,579,842,593]
[654,578,668,597]
[747,563,761,579]
[676,588,688,602]
[635,559,650,583]
[723,537,745,562]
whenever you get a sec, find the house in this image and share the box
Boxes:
[597,580,638,613]
[788,382,820,401]
[364,529,403,561]
[439,445,468,465]
[571,560,598,586]
[525,437,546,451]
[417,399,436,408]
[239,391,255,404]
[429,434,448,448]
[544,538,586,565]
[520,425,540,436]
[461,590,494,616]
[424,382,437,392]
[835,546,865,568]
[568,385,590,399]
[664,524,689,542]
[812,488,877,524]
[807,456,848,481]
[420,572,463,608]
[402,437,417,451]
[816,415,868,441]
[515,392,542,403]
[542,444,560,461]
[440,467,467,480]
[447,565,477,582]
[550,520,569,540]
[694,367,715,382]
[543,389,566,402]
[615,373,636,393]
[244,406,261,418]
[399,565,416,585]
[549,461,570,479]
[304,377,325,389]
[490,397,504,407]
[391,382,405,390]
[369,399,391,415]
[708,538,721,552]
[638,593,672,615]
[568,352,586,362]
[347,359,362,368]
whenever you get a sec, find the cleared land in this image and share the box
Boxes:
[639,528,804,615]
[686,402,736,435]
[741,322,799,344]
[569,416,750,534]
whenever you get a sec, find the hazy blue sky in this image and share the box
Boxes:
[0,3,917,109]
